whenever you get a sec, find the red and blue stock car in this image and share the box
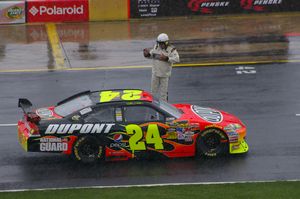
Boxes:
[17,89,248,163]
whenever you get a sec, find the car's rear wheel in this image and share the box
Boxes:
[196,128,228,157]
[72,136,104,163]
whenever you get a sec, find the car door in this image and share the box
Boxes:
[81,104,119,144]
[120,104,170,158]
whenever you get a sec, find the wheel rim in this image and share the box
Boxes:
[80,142,98,159]
[203,133,221,150]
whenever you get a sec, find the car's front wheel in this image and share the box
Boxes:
[196,128,228,157]
[72,136,104,163]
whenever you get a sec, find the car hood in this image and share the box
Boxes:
[174,104,242,124]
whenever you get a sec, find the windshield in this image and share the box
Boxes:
[54,95,93,117]
[158,99,182,118]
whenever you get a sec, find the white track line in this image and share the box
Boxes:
[296,114,300,116]
[0,124,17,127]
[0,179,299,193]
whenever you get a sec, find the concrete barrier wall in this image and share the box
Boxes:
[2,0,300,24]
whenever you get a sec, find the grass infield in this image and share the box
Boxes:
[1,181,299,199]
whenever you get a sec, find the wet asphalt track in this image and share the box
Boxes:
[1,13,300,190]
[0,63,300,190]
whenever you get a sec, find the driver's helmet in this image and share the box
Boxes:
[157,33,169,46]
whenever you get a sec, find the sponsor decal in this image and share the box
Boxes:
[175,127,194,142]
[191,105,223,123]
[188,0,230,14]
[0,1,25,24]
[226,131,239,143]
[167,120,189,128]
[201,128,227,139]
[36,108,53,118]
[184,131,194,142]
[80,107,92,115]
[137,0,160,17]
[116,108,123,122]
[29,5,84,16]
[27,0,89,23]
[113,134,123,142]
[166,131,177,139]
[40,137,68,151]
[176,127,185,140]
[109,134,128,148]
[205,124,223,129]
[45,123,115,134]
[6,6,23,19]
[240,0,282,11]
[110,142,127,148]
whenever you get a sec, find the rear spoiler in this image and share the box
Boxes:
[18,98,33,115]
[18,98,41,124]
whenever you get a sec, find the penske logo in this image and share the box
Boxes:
[29,5,84,16]
[45,123,115,134]
[187,0,230,13]
[201,1,230,8]
[254,0,282,5]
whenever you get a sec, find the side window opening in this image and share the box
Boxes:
[123,105,164,123]
[84,106,115,123]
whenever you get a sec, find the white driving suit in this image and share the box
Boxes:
[148,44,180,101]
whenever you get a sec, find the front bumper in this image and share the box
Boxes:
[229,139,249,154]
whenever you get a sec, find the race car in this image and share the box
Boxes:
[17,89,248,163]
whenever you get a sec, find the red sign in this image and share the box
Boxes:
[27,0,89,23]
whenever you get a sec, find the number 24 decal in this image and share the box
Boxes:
[126,124,163,152]
[100,90,142,103]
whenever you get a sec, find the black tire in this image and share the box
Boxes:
[196,128,229,157]
[72,136,104,163]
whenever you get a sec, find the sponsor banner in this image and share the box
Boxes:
[0,1,25,24]
[240,0,300,12]
[130,0,300,18]
[27,0,89,23]
[130,0,239,17]
[26,23,89,43]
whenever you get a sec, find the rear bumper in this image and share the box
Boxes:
[17,121,29,151]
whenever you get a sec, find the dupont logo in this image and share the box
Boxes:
[29,5,84,16]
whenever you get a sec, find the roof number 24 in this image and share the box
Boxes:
[99,90,142,102]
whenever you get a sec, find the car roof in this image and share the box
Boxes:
[57,89,153,106]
